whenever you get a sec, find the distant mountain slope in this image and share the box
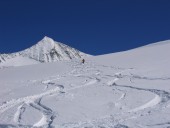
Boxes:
[0,36,89,66]
[91,39,170,75]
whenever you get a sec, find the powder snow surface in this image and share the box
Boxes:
[0,40,170,128]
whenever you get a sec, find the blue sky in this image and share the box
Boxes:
[0,0,170,55]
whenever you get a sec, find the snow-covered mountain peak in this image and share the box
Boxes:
[40,36,55,45]
[32,36,57,52]
[0,37,89,66]
[42,36,53,41]
[26,37,89,62]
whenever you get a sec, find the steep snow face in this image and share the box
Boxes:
[20,36,88,62]
[0,36,89,66]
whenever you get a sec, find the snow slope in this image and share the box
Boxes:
[0,40,170,128]
[92,39,170,76]
[0,36,89,67]
[0,56,40,67]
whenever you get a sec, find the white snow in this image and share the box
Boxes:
[128,94,161,112]
[0,40,170,128]
[0,36,89,67]
[0,56,39,67]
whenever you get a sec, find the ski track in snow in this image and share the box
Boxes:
[0,87,60,113]
[13,103,26,124]
[116,89,126,101]
[0,62,101,128]
[128,94,161,112]
[59,62,170,128]
[107,77,170,113]
[1,61,170,128]
[0,83,61,127]
[32,98,56,127]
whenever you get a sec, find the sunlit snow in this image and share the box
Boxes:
[0,39,170,128]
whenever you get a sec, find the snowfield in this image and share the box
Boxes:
[0,40,170,128]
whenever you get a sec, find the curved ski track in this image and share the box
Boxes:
[0,61,170,128]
